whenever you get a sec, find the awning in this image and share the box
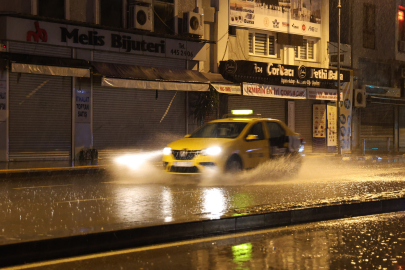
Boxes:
[92,62,209,82]
[101,77,208,91]
[93,62,237,93]
[2,52,91,77]
[367,94,405,106]
[12,63,90,77]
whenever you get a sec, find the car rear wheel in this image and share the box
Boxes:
[226,156,242,173]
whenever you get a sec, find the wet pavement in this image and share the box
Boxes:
[1,157,405,245]
[12,211,405,270]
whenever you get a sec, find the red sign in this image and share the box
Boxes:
[27,22,48,42]
[302,24,306,31]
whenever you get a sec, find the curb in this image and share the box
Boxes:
[0,165,109,179]
[1,197,405,268]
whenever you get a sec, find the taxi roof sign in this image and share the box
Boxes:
[231,109,253,115]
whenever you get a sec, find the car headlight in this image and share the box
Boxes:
[163,147,172,155]
[201,146,222,156]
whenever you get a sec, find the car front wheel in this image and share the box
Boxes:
[226,156,243,173]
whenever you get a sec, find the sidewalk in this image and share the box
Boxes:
[304,152,405,162]
[0,152,404,179]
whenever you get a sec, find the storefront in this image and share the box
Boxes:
[0,14,230,161]
[358,86,403,152]
[220,60,353,153]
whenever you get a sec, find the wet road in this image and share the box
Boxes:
[1,157,405,245]
[9,211,405,270]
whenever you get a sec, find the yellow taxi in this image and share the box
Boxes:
[162,110,304,174]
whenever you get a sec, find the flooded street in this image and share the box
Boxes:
[17,211,405,270]
[1,157,405,245]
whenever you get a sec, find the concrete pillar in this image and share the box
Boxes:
[320,0,329,68]
[212,0,228,72]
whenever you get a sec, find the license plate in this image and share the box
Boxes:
[174,161,193,167]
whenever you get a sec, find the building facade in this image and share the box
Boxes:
[217,0,351,153]
[330,0,405,153]
[0,0,238,161]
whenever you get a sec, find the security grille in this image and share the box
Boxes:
[9,73,71,160]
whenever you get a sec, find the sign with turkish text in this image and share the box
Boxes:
[4,16,206,61]
[313,104,326,138]
[75,85,91,123]
[220,60,351,89]
[307,88,343,101]
[229,0,322,38]
[327,104,337,146]
[243,83,306,99]
[211,84,241,95]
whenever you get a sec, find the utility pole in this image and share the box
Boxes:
[337,0,342,155]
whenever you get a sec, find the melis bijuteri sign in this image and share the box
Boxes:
[2,16,205,61]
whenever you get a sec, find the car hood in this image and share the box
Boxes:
[168,138,233,150]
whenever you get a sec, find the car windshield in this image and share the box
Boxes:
[189,122,248,138]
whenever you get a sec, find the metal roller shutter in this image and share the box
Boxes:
[93,77,186,158]
[295,99,314,152]
[93,51,186,69]
[361,103,394,151]
[228,96,285,122]
[9,73,72,160]
[9,41,72,58]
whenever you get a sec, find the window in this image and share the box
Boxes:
[189,123,248,139]
[154,0,175,34]
[38,0,65,19]
[294,39,316,61]
[266,122,285,139]
[247,122,265,140]
[248,31,276,57]
[100,0,123,28]
[363,3,376,49]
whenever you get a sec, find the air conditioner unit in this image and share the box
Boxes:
[399,40,405,52]
[354,89,366,108]
[130,3,153,31]
[184,12,204,36]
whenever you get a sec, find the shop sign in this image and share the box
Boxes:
[327,104,337,146]
[211,84,241,95]
[307,88,343,101]
[313,104,326,138]
[75,88,91,123]
[243,83,306,99]
[5,16,206,61]
[229,0,322,38]
[220,61,350,87]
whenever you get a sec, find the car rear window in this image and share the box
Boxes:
[189,122,248,138]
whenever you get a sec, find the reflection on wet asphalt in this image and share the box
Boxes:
[23,211,405,270]
[1,158,405,244]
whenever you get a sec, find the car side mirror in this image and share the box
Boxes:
[246,134,259,141]
[184,134,191,138]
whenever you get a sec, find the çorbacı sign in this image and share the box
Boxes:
[3,16,205,61]
[220,60,350,89]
